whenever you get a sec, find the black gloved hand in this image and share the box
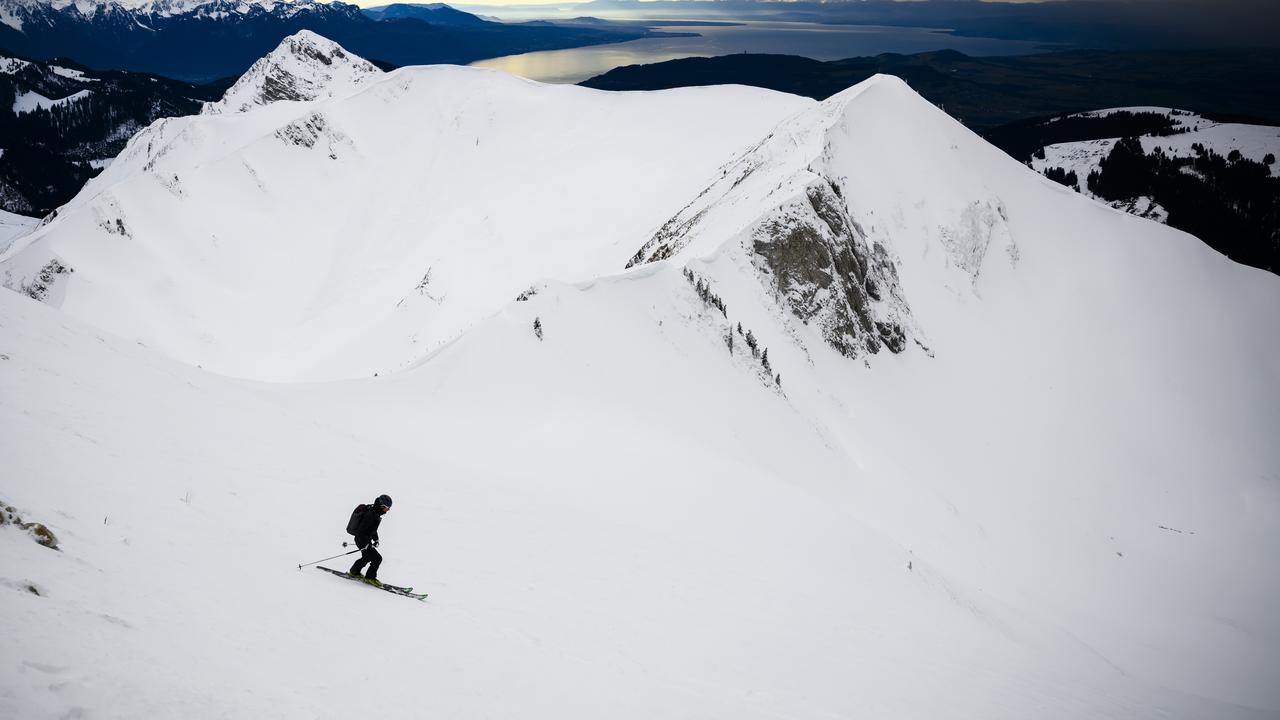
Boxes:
[373,540,379,547]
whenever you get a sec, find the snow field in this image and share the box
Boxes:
[1,50,1278,719]
[5,268,1259,719]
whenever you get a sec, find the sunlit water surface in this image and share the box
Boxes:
[470,21,1054,84]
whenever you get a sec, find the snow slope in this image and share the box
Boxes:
[0,63,810,380]
[0,206,36,252]
[2,58,1279,719]
[5,250,1277,718]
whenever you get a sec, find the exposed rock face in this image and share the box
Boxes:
[752,179,912,357]
[203,30,381,115]
[625,83,924,362]
[274,110,352,159]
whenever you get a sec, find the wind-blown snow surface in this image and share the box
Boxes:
[3,70,1280,719]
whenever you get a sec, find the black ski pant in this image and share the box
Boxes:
[350,544,382,580]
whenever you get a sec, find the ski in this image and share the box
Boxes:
[316,566,427,600]
[316,565,414,592]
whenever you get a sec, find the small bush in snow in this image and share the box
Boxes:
[1,503,60,551]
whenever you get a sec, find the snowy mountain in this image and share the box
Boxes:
[361,2,491,25]
[0,64,811,380]
[2,40,1279,720]
[203,30,382,114]
[0,0,349,28]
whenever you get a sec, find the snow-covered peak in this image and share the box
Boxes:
[626,75,935,358]
[203,30,382,115]
[3,0,341,24]
[629,75,908,265]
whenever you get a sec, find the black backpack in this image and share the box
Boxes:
[346,504,368,536]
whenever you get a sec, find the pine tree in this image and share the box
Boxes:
[533,317,543,341]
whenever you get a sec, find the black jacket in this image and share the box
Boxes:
[352,504,382,549]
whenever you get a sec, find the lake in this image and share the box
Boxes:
[470,21,1056,84]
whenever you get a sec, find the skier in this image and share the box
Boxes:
[348,494,392,586]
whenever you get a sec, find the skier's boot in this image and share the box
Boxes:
[347,569,363,579]
[364,577,383,587]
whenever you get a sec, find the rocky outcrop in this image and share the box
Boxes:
[626,82,925,362]
[752,179,913,357]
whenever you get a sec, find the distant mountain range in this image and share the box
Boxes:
[0,0,682,81]
[554,0,1280,50]
[361,3,491,25]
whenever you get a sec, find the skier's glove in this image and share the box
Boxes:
[373,541,379,547]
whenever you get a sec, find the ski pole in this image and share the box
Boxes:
[297,547,362,570]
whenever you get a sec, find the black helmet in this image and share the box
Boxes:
[376,494,393,510]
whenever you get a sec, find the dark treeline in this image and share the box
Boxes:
[2,89,191,155]
[1042,166,1079,188]
[582,48,1280,133]
[993,111,1185,163]
[1088,137,1279,273]
[0,54,227,215]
